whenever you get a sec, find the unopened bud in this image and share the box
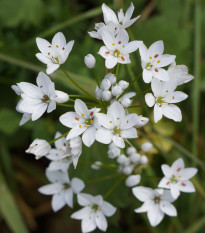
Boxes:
[105,73,116,84]
[100,79,111,91]
[118,80,129,89]
[140,155,148,165]
[111,85,122,97]
[141,142,153,152]
[102,90,112,101]
[84,54,96,69]
[95,88,103,99]
[125,174,141,187]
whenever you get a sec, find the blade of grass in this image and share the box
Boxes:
[192,0,201,157]
[184,216,205,233]
[0,168,29,233]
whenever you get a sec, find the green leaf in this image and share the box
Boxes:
[0,108,21,135]
[0,169,29,233]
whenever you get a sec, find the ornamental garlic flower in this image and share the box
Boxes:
[145,78,188,123]
[17,72,69,121]
[133,187,177,227]
[96,101,138,148]
[158,158,198,199]
[98,30,142,69]
[36,32,74,74]
[139,41,176,83]
[71,193,116,233]
[39,169,85,212]
[84,54,96,68]
[26,139,51,159]
[60,99,100,147]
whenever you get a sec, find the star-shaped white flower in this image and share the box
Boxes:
[158,158,198,199]
[71,193,116,233]
[96,101,138,148]
[17,72,69,121]
[38,169,85,212]
[11,85,32,126]
[139,41,176,83]
[59,99,100,147]
[133,186,177,227]
[145,78,188,122]
[26,139,51,159]
[98,30,142,69]
[36,32,74,74]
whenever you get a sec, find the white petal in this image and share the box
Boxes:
[64,188,73,208]
[101,201,116,217]
[115,29,129,45]
[134,200,153,213]
[98,46,111,59]
[95,211,108,232]
[36,53,51,64]
[171,158,184,172]
[18,82,42,99]
[51,192,66,212]
[163,91,188,104]
[147,204,164,227]
[154,55,176,68]
[132,186,154,202]
[52,32,66,48]
[112,135,125,148]
[178,180,196,193]
[149,40,164,57]
[65,40,74,55]
[59,112,84,128]
[66,125,87,140]
[160,201,177,216]
[154,68,169,81]
[46,63,60,74]
[77,193,93,206]
[75,99,89,118]
[82,126,96,147]
[36,37,51,54]
[107,101,125,126]
[122,41,142,54]
[170,185,180,199]
[145,93,155,107]
[55,90,69,103]
[121,128,137,139]
[82,214,96,233]
[158,177,170,189]
[97,113,114,129]
[71,178,85,194]
[179,168,198,180]
[102,3,118,25]
[124,2,134,21]
[105,56,118,69]
[46,169,69,183]
[120,114,138,129]
[154,104,163,123]
[96,127,113,144]
[31,103,47,121]
[71,206,91,220]
[38,183,63,195]
[125,174,141,187]
[47,100,56,113]
[143,69,153,83]
[19,113,31,126]
[139,43,148,62]
[151,78,163,97]
[161,104,182,122]
[161,164,172,177]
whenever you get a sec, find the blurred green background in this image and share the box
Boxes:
[0,0,205,232]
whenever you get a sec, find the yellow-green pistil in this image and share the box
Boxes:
[113,126,121,136]
[157,96,164,104]
[42,95,49,103]
[145,62,153,70]
[92,204,100,211]
[154,196,161,204]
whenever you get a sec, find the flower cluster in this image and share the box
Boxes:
[12,3,198,232]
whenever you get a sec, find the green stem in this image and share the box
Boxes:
[86,173,120,184]
[61,66,95,100]
[115,63,120,79]
[49,131,69,144]
[92,69,100,88]
[103,175,125,199]
[56,103,73,108]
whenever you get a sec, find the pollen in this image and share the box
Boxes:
[121,56,125,61]
[118,41,121,44]
[155,68,158,72]
[90,111,94,116]
[117,117,120,120]
[109,121,112,123]
[112,43,115,46]
[159,104,162,107]
[178,175,181,178]
[172,96,174,99]
[48,52,50,55]
[85,124,87,127]
[90,120,94,123]
[56,45,59,48]
[154,54,159,58]
[157,60,161,63]
[81,114,85,117]
[166,90,168,93]
[105,51,110,54]
[79,125,82,128]
[75,117,79,121]
[149,56,152,59]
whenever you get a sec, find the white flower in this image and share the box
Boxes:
[108,142,121,159]
[71,193,116,233]
[17,72,69,121]
[84,54,96,69]
[135,115,149,128]
[139,41,176,83]
[96,101,138,148]
[145,78,188,123]
[98,30,142,69]
[120,92,136,108]
[133,186,177,227]
[26,139,51,159]
[46,132,82,171]
[168,62,194,85]
[125,174,141,187]
[100,79,112,91]
[141,142,153,152]
[11,85,32,126]
[158,158,198,199]
[39,169,85,212]
[102,90,112,101]
[59,99,100,147]
[36,32,74,74]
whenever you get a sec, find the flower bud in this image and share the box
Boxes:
[100,79,111,91]
[121,98,132,108]
[84,54,96,69]
[105,73,116,84]
[95,88,103,99]
[55,90,69,103]
[91,161,102,170]
[126,147,136,155]
[123,165,133,175]
[135,116,149,128]
[117,154,129,165]
[102,90,112,101]
[130,153,140,163]
[141,142,153,152]
[26,139,51,159]
[140,155,148,165]
[111,85,122,97]
[125,174,141,187]
[118,80,129,89]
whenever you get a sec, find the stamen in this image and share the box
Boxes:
[181,182,186,186]
[81,114,85,117]
[149,56,152,59]
[154,54,159,58]
[112,43,115,46]
[117,118,120,120]
[75,117,79,121]
[56,45,59,48]
[90,120,94,124]
[155,68,158,72]
[157,60,161,63]
[177,168,181,172]
[85,124,87,127]
[90,112,94,116]
[118,41,121,44]
[121,56,125,61]
[166,90,168,93]
[109,121,112,123]
[79,125,82,128]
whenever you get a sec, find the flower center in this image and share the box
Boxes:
[64,183,70,189]
[54,57,59,63]
[157,96,164,104]
[42,95,50,103]
[114,49,121,58]
[85,118,94,126]
[113,126,121,136]
[170,175,178,183]
[154,196,161,204]
[145,62,153,70]
[92,204,100,211]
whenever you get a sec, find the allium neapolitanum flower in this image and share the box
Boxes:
[158,158,197,199]
[26,139,51,159]
[89,3,140,40]
[145,78,188,123]
[36,32,74,74]
[96,101,139,148]
[71,193,116,233]
[39,169,85,212]
[60,99,100,147]
[133,187,177,227]
[139,41,176,83]
[17,72,69,121]
[98,30,142,69]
